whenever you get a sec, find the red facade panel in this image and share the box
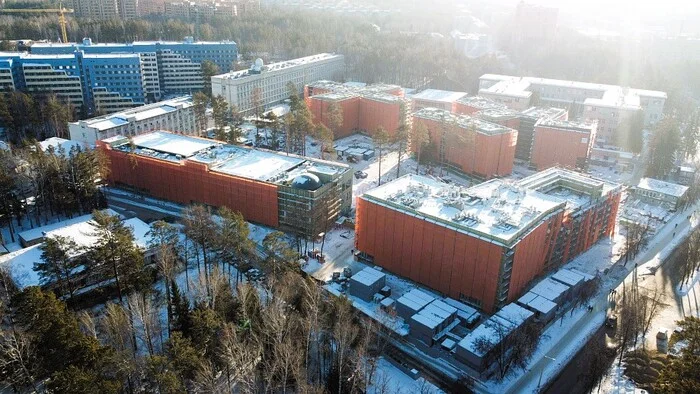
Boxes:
[101,146,280,227]
[531,126,594,170]
[358,98,402,137]
[412,116,517,179]
[307,96,361,139]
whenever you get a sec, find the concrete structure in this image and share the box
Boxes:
[518,168,622,268]
[478,74,666,128]
[212,54,345,114]
[590,147,635,172]
[515,107,569,162]
[31,37,237,101]
[530,119,598,170]
[632,178,689,210]
[99,131,352,237]
[0,50,145,113]
[411,89,468,112]
[396,289,435,320]
[516,291,557,323]
[412,108,517,179]
[356,174,566,312]
[305,81,409,139]
[349,267,386,302]
[529,277,570,303]
[409,299,458,345]
[69,96,196,145]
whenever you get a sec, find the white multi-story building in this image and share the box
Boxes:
[478,74,667,128]
[212,53,345,114]
[69,96,197,145]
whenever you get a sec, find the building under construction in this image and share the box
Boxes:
[99,131,352,238]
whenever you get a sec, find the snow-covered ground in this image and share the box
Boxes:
[368,357,444,394]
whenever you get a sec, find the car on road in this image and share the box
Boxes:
[354,170,368,179]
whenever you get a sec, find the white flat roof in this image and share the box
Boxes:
[636,177,689,198]
[551,269,585,287]
[530,277,570,302]
[132,131,217,158]
[518,291,557,315]
[457,314,515,356]
[397,288,435,312]
[412,89,467,103]
[495,303,534,326]
[194,146,304,181]
[351,267,386,286]
[72,96,193,131]
[362,174,564,246]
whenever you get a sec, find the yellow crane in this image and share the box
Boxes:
[0,4,74,43]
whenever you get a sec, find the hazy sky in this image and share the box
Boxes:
[524,0,697,20]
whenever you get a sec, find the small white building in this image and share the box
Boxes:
[68,96,196,146]
[633,177,689,210]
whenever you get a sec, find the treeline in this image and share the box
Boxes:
[0,91,76,145]
[0,203,427,393]
[0,142,107,246]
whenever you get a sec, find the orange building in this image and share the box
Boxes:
[356,174,566,312]
[99,131,353,237]
[356,168,621,312]
[412,108,517,179]
[530,119,597,170]
[518,168,622,268]
[476,108,522,131]
[306,81,410,139]
[306,92,361,139]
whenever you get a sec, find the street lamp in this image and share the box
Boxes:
[537,355,556,390]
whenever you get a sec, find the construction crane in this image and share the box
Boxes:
[0,4,74,43]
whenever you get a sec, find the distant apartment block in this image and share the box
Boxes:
[412,108,517,179]
[212,54,345,114]
[305,81,409,139]
[69,96,196,145]
[31,37,238,102]
[164,0,240,20]
[99,131,352,237]
[355,168,621,312]
[72,0,139,19]
[478,74,666,131]
[0,50,145,113]
[530,119,598,170]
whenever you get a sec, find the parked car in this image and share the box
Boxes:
[354,170,368,179]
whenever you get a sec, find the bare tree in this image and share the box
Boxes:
[128,291,164,356]
[0,328,38,393]
[218,322,261,393]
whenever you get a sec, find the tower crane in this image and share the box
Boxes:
[0,4,74,43]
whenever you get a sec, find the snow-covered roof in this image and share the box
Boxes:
[635,177,689,199]
[478,74,667,104]
[412,89,467,103]
[536,118,597,133]
[71,96,193,131]
[18,210,120,245]
[521,106,568,120]
[2,215,152,289]
[132,131,217,158]
[457,314,515,356]
[551,269,585,287]
[495,303,534,326]
[443,297,480,323]
[414,107,516,136]
[108,131,350,185]
[518,167,621,210]
[397,288,435,313]
[351,267,386,287]
[39,137,86,155]
[214,53,342,81]
[455,95,507,111]
[530,277,570,302]
[517,291,557,315]
[362,174,565,247]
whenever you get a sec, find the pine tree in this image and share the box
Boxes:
[372,127,390,185]
[193,92,209,136]
[201,60,219,97]
[211,95,229,140]
[411,121,430,174]
[170,281,192,335]
[90,210,146,303]
[35,235,81,301]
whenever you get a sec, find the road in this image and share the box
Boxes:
[505,201,700,394]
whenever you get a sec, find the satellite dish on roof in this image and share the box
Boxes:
[254,58,264,68]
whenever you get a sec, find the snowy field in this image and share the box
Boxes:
[368,357,444,394]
